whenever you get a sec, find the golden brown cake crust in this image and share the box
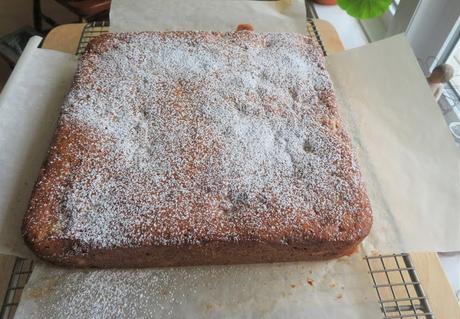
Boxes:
[22,32,372,268]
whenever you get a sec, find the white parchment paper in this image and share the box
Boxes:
[327,35,460,254]
[110,0,307,33]
[16,255,379,319]
[0,37,78,258]
[0,1,458,317]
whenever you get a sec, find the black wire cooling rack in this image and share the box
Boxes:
[364,254,434,319]
[1,14,435,319]
[76,20,110,55]
[0,258,34,319]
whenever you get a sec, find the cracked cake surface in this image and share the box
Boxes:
[22,31,372,268]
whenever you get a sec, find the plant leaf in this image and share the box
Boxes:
[337,0,392,19]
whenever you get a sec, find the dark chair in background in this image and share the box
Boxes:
[0,27,41,69]
[0,1,110,73]
[33,0,111,33]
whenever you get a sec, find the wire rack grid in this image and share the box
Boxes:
[0,258,34,319]
[364,253,434,319]
[307,19,328,56]
[76,20,110,55]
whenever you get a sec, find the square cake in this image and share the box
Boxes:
[23,32,372,267]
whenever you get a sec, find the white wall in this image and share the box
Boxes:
[406,0,460,73]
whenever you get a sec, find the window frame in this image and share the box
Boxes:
[434,17,460,100]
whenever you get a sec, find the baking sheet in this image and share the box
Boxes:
[110,0,307,33]
[0,36,78,258]
[0,1,458,317]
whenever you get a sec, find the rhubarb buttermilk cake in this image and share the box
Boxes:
[22,32,372,268]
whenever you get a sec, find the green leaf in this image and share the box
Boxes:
[337,0,392,19]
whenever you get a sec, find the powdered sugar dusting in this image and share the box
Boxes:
[18,257,373,319]
[36,32,369,251]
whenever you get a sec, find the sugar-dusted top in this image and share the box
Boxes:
[28,32,371,250]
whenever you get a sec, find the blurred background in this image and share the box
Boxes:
[0,0,110,89]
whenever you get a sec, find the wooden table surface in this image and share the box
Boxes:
[39,21,460,319]
[42,23,86,54]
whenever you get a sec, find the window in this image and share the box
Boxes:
[437,19,460,110]
[382,0,420,38]
[436,28,460,142]
[445,38,460,97]
[389,0,401,15]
